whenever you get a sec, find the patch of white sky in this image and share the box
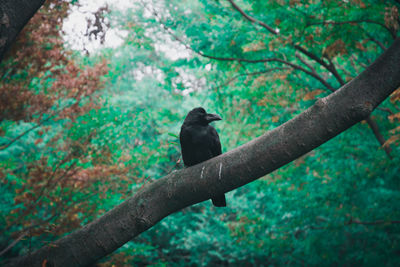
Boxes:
[63,0,127,51]
[63,0,190,60]
[63,0,208,94]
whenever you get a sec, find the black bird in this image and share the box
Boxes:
[179,107,226,207]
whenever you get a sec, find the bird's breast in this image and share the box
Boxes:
[180,125,215,166]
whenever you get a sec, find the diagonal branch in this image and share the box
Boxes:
[176,0,394,158]
[0,100,81,151]
[294,45,393,158]
[294,45,346,86]
[0,115,54,150]
[295,52,318,73]
[0,0,46,62]
[150,6,336,92]
[198,52,336,91]
[158,2,393,157]
[0,214,57,257]
[326,57,346,86]
[364,32,387,51]
[220,1,337,90]
[368,37,387,51]
[227,0,278,35]
[9,38,400,267]
[224,0,390,90]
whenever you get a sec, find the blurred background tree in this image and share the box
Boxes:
[1,0,400,266]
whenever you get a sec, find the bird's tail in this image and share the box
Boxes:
[212,194,226,207]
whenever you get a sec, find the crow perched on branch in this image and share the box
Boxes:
[179,107,226,207]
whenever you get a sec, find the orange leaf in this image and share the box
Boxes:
[271,116,280,123]
[303,89,324,101]
[383,135,400,147]
[34,138,43,145]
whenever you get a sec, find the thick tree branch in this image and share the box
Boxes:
[0,0,45,62]
[295,45,393,158]
[227,0,278,35]
[161,0,396,165]
[10,38,400,267]
[325,58,393,158]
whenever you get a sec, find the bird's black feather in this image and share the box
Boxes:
[179,107,226,207]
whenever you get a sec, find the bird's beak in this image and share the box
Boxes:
[205,113,222,122]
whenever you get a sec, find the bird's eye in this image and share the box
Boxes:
[199,108,206,113]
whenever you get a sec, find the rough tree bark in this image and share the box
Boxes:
[0,0,45,62]
[8,38,400,267]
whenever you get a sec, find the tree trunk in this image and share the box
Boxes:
[0,0,45,62]
[9,38,400,267]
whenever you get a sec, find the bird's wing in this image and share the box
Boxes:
[209,126,222,157]
[179,125,192,165]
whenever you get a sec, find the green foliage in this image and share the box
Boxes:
[1,0,400,266]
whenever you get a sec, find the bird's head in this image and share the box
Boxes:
[183,107,222,126]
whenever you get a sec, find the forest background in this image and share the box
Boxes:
[1,0,400,266]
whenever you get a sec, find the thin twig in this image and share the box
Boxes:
[347,218,400,225]
[0,115,54,150]
[213,68,289,91]
[227,0,278,35]
[377,107,394,115]
[0,214,56,257]
[308,19,396,39]
[294,45,345,86]
[295,52,317,73]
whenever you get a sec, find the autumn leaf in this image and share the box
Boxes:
[242,41,266,53]
[383,135,400,147]
[271,116,280,123]
[303,89,324,101]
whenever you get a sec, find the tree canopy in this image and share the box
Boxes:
[1,0,400,266]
